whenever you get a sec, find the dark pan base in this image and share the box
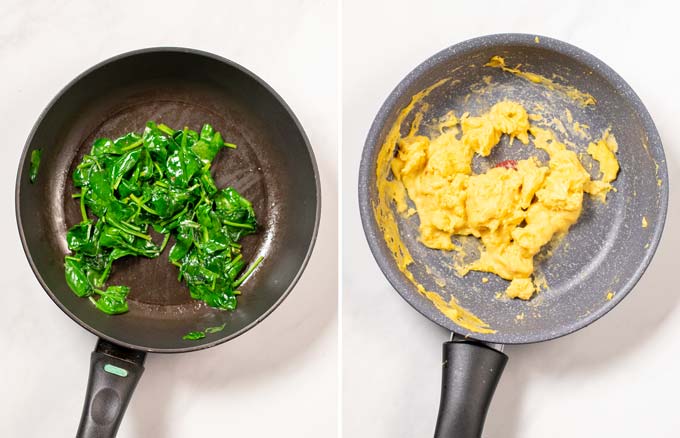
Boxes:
[58,82,272,306]
[17,49,320,352]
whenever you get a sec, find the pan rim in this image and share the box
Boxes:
[15,46,322,353]
[358,33,669,345]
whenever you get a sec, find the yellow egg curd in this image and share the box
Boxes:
[389,101,619,300]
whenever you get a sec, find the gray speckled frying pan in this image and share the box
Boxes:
[16,48,320,437]
[359,34,667,437]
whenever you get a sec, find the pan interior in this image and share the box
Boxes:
[18,50,319,351]
[361,36,667,344]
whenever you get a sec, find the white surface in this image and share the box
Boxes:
[0,1,337,437]
[343,1,679,437]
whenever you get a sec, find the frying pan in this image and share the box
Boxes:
[359,34,668,436]
[16,48,320,437]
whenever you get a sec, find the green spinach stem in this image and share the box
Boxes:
[233,256,264,287]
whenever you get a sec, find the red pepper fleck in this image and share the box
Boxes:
[494,159,518,170]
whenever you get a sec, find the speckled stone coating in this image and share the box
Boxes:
[358,34,668,344]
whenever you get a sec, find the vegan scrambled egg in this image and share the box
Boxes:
[389,101,619,299]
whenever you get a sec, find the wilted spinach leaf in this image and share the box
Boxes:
[182,322,227,341]
[29,149,42,183]
[64,122,261,317]
[182,331,206,341]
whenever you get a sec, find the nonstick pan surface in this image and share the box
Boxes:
[17,48,321,352]
[359,34,668,344]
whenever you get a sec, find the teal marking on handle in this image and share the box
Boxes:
[104,364,128,377]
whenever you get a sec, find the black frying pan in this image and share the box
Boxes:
[16,48,320,437]
[359,34,668,436]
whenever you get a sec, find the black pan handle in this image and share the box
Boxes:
[76,339,146,438]
[434,340,508,438]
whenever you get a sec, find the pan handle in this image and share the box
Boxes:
[76,339,146,438]
[433,340,508,438]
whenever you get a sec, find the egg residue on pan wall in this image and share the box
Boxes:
[374,78,496,334]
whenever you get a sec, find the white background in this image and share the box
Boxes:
[0,1,337,437]
[343,1,679,437]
